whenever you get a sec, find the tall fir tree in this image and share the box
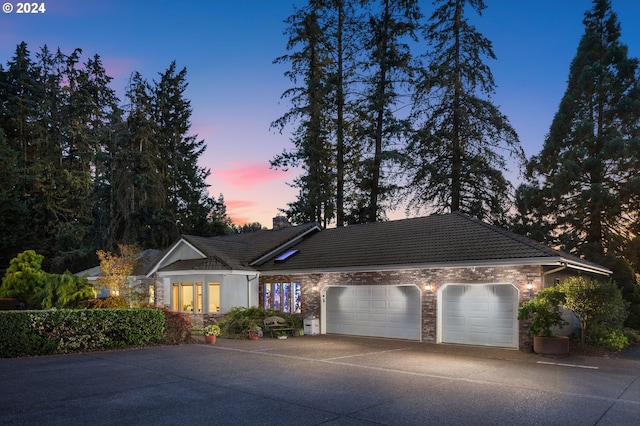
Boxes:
[406,0,523,225]
[516,0,640,327]
[111,71,166,248]
[522,0,640,260]
[351,0,420,223]
[272,0,336,227]
[153,62,214,239]
[0,43,227,272]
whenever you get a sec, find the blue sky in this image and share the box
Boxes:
[1,0,639,226]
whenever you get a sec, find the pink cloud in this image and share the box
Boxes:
[214,161,291,190]
[224,200,258,226]
[102,57,140,79]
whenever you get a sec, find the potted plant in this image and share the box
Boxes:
[203,324,221,344]
[248,324,262,340]
[518,287,569,355]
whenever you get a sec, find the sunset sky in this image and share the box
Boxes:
[2,0,639,227]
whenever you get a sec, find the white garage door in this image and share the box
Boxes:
[325,285,421,340]
[441,284,518,348]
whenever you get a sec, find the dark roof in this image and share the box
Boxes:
[157,223,320,272]
[75,249,162,278]
[257,212,609,273]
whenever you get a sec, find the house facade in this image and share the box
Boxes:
[148,212,610,349]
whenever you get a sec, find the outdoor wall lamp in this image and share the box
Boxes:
[526,275,536,291]
[312,285,318,293]
[424,283,433,292]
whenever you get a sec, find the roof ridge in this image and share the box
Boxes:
[181,235,236,270]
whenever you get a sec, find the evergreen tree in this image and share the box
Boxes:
[0,128,28,269]
[153,62,213,239]
[112,71,165,247]
[353,0,420,223]
[406,0,523,225]
[0,43,47,263]
[272,0,335,227]
[0,250,46,308]
[522,0,640,260]
[0,43,227,271]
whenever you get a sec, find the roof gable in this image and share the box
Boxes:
[149,223,321,274]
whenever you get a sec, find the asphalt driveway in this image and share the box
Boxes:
[1,336,639,425]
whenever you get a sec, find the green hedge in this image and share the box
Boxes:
[0,309,165,358]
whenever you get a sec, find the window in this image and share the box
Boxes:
[171,284,179,311]
[275,249,298,262]
[196,283,203,313]
[171,282,198,312]
[181,283,193,312]
[208,282,220,313]
[263,282,301,314]
[172,281,219,313]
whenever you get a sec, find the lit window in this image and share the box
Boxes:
[196,283,202,313]
[208,282,220,313]
[181,283,193,312]
[263,282,301,314]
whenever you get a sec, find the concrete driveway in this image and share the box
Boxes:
[1,335,639,425]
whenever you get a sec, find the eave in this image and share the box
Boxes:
[258,257,612,277]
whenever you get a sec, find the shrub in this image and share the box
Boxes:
[218,306,302,339]
[0,250,46,309]
[518,286,567,337]
[559,277,628,348]
[591,330,629,351]
[160,308,192,345]
[0,308,165,357]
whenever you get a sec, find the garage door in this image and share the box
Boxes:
[441,284,518,348]
[325,285,421,340]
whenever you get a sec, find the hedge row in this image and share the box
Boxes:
[0,309,165,358]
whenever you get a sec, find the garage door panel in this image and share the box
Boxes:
[325,285,421,341]
[371,300,386,309]
[442,284,518,348]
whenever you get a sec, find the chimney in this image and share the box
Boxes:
[272,215,290,230]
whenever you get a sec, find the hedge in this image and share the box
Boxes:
[0,309,165,358]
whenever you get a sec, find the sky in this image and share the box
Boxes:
[1,0,639,227]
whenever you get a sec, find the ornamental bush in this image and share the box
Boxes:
[218,306,302,339]
[558,277,628,348]
[160,308,192,345]
[0,308,165,358]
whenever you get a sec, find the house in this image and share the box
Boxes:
[146,222,320,325]
[147,212,610,349]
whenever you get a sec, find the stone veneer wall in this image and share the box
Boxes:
[152,274,165,308]
[261,265,542,350]
[182,313,225,328]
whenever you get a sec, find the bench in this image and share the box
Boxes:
[263,316,296,338]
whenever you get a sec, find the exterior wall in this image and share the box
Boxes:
[261,265,543,350]
[154,272,258,316]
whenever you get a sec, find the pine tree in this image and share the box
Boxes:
[406,0,523,225]
[523,0,640,260]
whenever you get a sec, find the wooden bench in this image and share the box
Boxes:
[263,316,296,338]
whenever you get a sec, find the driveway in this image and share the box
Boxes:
[1,336,639,425]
